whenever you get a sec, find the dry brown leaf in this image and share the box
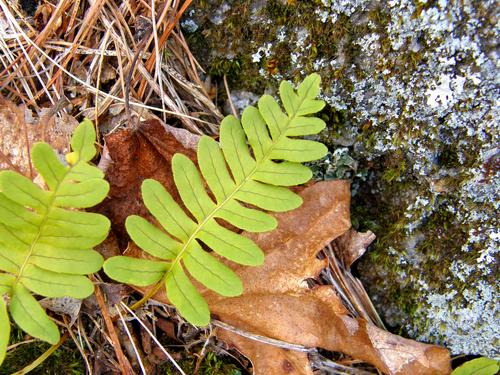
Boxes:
[36,105,79,152]
[0,97,30,174]
[203,182,450,375]
[0,96,78,175]
[332,228,377,268]
[96,119,199,240]
[217,330,312,375]
[83,282,130,320]
[39,297,82,326]
[100,120,451,375]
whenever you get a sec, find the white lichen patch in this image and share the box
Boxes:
[315,0,372,24]
[426,74,466,108]
[209,2,231,25]
[410,279,499,355]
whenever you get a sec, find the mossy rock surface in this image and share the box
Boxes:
[183,0,499,356]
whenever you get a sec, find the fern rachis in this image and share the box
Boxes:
[157,84,322,285]
[0,120,110,364]
[104,74,328,325]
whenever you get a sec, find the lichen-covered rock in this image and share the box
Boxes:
[183,0,499,356]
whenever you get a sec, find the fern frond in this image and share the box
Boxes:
[104,74,327,325]
[0,120,110,363]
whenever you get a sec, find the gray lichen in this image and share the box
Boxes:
[184,0,499,356]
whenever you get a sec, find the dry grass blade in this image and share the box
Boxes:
[63,316,93,374]
[6,340,37,352]
[212,320,316,354]
[310,353,378,375]
[223,75,238,118]
[120,302,187,375]
[116,307,147,375]
[136,0,193,98]
[0,0,219,134]
[325,237,386,329]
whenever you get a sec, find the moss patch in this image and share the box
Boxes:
[1,328,85,374]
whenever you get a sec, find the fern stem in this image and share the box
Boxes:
[130,280,164,310]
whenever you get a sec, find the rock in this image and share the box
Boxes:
[223,90,260,116]
[183,0,499,357]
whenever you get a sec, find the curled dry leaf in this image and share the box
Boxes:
[332,228,377,268]
[204,182,450,375]
[83,283,130,319]
[100,120,451,375]
[39,297,81,327]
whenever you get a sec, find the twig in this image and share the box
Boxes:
[93,280,133,374]
[211,319,316,354]
[223,74,238,118]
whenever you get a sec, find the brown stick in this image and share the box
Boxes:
[92,278,134,374]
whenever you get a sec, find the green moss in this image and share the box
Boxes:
[208,57,242,78]
[158,351,245,375]
[263,0,294,25]
[317,107,348,145]
[381,154,407,183]
[1,328,85,375]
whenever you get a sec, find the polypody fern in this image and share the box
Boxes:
[0,120,110,364]
[104,74,327,325]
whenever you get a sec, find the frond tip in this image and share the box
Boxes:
[104,73,328,326]
[0,119,110,364]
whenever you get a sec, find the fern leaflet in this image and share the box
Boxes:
[104,74,327,325]
[0,119,110,364]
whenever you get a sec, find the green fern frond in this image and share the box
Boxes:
[0,119,110,364]
[104,74,327,325]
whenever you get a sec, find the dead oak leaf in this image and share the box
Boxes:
[202,182,450,375]
[216,330,312,375]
